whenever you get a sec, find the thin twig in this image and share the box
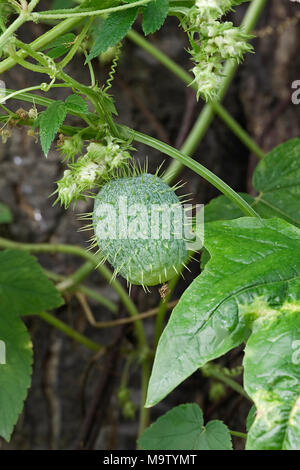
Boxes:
[76,292,178,329]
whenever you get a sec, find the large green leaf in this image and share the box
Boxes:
[0,314,32,441]
[244,310,300,450]
[0,250,63,316]
[146,217,300,407]
[138,403,232,450]
[205,139,300,226]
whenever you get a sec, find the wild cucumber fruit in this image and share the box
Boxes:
[92,173,188,287]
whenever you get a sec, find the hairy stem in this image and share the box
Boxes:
[32,0,151,21]
[0,0,40,52]
[0,17,83,74]
[58,17,94,69]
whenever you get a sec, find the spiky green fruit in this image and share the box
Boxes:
[92,174,188,286]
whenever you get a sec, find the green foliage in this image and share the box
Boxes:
[146,218,300,411]
[142,0,169,35]
[44,33,76,59]
[0,250,63,316]
[0,0,296,452]
[80,0,120,8]
[65,94,89,114]
[0,2,13,35]
[205,193,254,223]
[244,312,300,450]
[0,250,63,440]
[0,314,32,441]
[205,139,300,227]
[38,95,88,156]
[0,203,12,224]
[39,101,67,157]
[138,403,232,450]
[183,0,252,100]
[253,138,300,225]
[87,0,170,60]
[87,7,139,61]
[246,405,256,432]
[51,0,75,9]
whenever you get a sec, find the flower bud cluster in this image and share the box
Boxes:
[183,0,252,100]
[56,139,131,208]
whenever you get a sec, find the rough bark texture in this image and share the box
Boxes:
[0,0,299,450]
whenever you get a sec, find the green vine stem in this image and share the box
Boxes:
[0,237,151,434]
[121,126,260,218]
[153,272,181,348]
[230,430,247,439]
[162,0,268,183]
[202,363,250,400]
[38,311,102,352]
[0,99,259,217]
[58,17,94,69]
[54,261,96,292]
[0,237,148,354]
[127,29,265,161]
[0,0,41,53]
[45,268,117,313]
[0,88,260,217]
[139,357,152,437]
[0,17,83,75]
[31,1,151,21]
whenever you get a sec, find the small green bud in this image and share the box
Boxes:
[58,134,83,161]
[209,382,226,402]
[123,401,136,420]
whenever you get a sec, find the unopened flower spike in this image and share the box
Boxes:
[182,0,253,101]
[192,0,248,21]
[55,138,133,208]
[57,133,84,162]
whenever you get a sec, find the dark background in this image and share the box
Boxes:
[0,0,300,450]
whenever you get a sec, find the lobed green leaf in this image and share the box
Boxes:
[205,139,300,227]
[0,250,63,316]
[0,314,32,441]
[138,403,232,450]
